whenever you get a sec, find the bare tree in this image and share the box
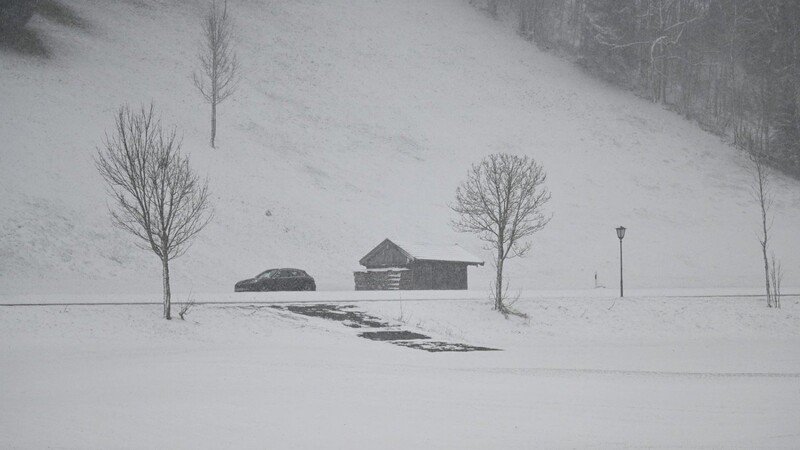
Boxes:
[193,0,239,149]
[465,1,800,177]
[770,253,782,309]
[591,0,706,104]
[95,104,213,320]
[451,153,551,316]
[178,294,197,320]
[747,147,776,307]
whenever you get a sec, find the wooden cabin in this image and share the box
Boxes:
[354,239,484,290]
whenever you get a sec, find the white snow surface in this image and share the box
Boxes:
[2,294,799,448]
[1,0,799,295]
[3,2,800,447]
[383,239,485,265]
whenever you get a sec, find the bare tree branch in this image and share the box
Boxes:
[451,153,551,314]
[193,0,240,148]
[95,104,214,319]
[747,145,776,308]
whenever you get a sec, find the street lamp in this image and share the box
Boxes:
[616,226,626,297]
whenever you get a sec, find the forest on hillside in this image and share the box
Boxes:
[477,0,800,179]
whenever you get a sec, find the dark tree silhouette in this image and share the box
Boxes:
[193,0,239,149]
[95,104,213,319]
[451,153,551,316]
[0,0,36,32]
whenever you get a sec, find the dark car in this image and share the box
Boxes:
[235,268,316,292]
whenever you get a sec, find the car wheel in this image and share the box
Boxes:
[302,284,313,291]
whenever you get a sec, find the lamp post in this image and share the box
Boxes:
[616,226,626,297]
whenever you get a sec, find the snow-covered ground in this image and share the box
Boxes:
[2,294,799,448]
[1,0,799,294]
[3,1,800,447]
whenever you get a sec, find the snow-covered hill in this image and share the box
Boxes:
[1,0,799,294]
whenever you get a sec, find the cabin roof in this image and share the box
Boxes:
[359,238,484,266]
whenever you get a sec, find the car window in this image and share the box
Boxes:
[257,269,276,279]
[289,270,301,277]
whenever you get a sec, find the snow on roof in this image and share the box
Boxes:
[391,240,484,265]
[354,267,410,273]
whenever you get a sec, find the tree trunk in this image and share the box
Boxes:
[761,230,772,308]
[762,241,771,307]
[495,244,504,311]
[162,258,172,319]
[757,162,772,307]
[211,101,217,149]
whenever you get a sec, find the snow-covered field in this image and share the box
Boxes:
[2,294,799,448]
[3,0,800,447]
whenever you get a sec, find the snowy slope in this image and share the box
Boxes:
[1,0,799,294]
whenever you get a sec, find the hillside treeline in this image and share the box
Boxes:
[480,0,800,177]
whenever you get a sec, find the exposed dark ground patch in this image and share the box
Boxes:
[359,330,430,341]
[0,0,90,58]
[274,303,501,353]
[272,304,389,328]
[0,28,50,58]
[37,0,90,30]
[392,341,500,353]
